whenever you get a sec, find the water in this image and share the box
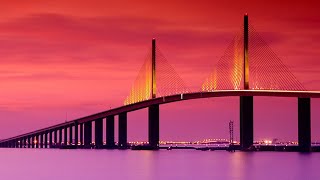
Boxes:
[0,149,319,180]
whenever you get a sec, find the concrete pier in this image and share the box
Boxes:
[84,121,92,148]
[95,118,103,148]
[54,130,57,146]
[28,136,31,148]
[240,96,254,150]
[106,115,115,147]
[69,125,73,145]
[59,129,62,146]
[44,132,48,148]
[64,127,68,145]
[35,135,39,148]
[74,123,78,147]
[39,134,43,148]
[118,112,127,148]
[80,123,83,146]
[298,97,311,152]
[148,104,159,149]
[49,130,53,147]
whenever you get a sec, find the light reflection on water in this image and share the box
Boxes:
[0,148,319,180]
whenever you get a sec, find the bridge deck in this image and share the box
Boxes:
[1,90,320,143]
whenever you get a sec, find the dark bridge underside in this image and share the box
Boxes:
[1,90,320,143]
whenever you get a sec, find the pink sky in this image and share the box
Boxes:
[0,0,320,142]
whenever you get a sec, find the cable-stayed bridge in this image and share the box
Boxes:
[0,15,319,152]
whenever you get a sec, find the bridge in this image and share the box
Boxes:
[0,15,319,152]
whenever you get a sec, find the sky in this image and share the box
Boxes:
[0,0,319,142]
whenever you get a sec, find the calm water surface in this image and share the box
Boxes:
[0,148,319,180]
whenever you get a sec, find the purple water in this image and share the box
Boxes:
[0,149,319,180]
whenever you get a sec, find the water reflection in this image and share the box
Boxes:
[0,149,319,180]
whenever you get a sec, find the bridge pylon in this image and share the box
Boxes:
[240,14,254,150]
[244,13,249,90]
[149,38,160,149]
[152,38,156,98]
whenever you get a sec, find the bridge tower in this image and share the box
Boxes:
[244,14,249,90]
[240,14,254,150]
[152,38,156,98]
[149,38,160,149]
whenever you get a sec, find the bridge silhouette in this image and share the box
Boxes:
[0,15,319,152]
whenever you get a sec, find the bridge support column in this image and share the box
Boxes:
[32,136,35,148]
[80,123,83,146]
[149,104,159,149]
[53,130,57,146]
[298,98,311,152]
[35,135,39,148]
[27,136,31,148]
[59,129,62,146]
[118,112,127,148]
[64,127,68,145]
[15,140,18,148]
[44,132,48,148]
[74,123,78,147]
[106,116,115,147]
[24,138,27,148]
[95,118,103,148]
[240,96,253,150]
[19,138,22,148]
[49,130,53,148]
[22,138,25,148]
[84,121,92,148]
[40,134,43,148]
[69,125,73,145]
